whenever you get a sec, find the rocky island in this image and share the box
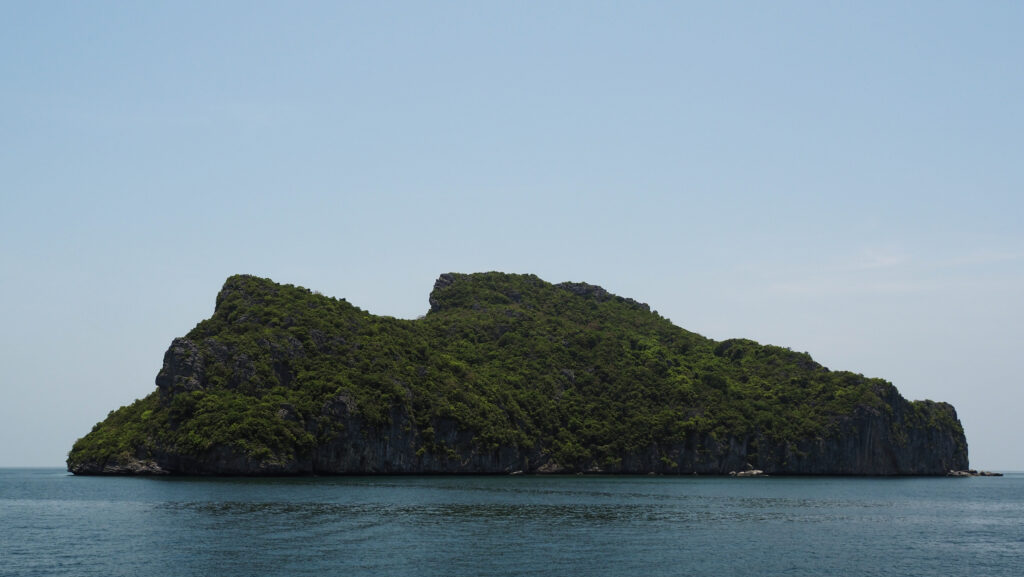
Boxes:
[68,273,968,476]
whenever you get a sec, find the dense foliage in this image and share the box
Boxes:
[68,273,963,472]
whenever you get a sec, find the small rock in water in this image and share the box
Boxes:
[947,469,1003,477]
[730,469,766,477]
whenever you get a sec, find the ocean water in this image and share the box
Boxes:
[2,469,1022,576]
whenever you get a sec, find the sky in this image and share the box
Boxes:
[2,2,1021,470]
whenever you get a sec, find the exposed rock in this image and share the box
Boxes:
[428,273,458,312]
[947,469,1003,477]
[71,457,169,476]
[556,281,651,312]
[154,338,205,397]
[535,461,567,474]
[730,469,766,477]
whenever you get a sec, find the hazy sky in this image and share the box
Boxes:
[2,2,1021,469]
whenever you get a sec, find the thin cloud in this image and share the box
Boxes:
[830,249,911,272]
[935,250,1024,269]
[767,278,938,298]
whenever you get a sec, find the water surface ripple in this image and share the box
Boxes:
[2,470,1021,576]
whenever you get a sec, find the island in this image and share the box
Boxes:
[68,273,969,476]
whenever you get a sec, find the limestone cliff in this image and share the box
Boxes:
[68,273,968,475]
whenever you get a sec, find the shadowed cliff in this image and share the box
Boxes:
[68,273,968,475]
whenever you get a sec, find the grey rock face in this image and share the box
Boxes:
[154,338,205,397]
[556,282,652,312]
[74,385,966,476]
[428,273,458,312]
[71,457,168,475]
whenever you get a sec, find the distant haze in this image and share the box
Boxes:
[2,3,1021,469]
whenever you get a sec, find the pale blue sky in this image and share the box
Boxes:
[2,2,1021,469]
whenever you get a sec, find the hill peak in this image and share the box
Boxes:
[427,271,650,314]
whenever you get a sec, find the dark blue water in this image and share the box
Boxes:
[2,469,1022,576]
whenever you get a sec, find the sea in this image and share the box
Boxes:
[2,469,1022,577]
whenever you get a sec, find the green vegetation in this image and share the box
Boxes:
[67,272,962,472]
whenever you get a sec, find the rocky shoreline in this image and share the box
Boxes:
[947,469,1003,477]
